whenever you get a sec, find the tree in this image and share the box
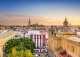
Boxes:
[7,47,34,57]
[4,37,35,55]
[25,49,34,57]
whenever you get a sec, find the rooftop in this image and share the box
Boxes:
[67,37,80,42]
[0,31,15,39]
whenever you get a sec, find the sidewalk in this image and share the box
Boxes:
[48,51,55,57]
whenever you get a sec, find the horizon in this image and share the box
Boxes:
[0,0,80,25]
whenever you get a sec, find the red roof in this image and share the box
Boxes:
[59,50,72,57]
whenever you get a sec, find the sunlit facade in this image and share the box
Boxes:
[48,19,80,57]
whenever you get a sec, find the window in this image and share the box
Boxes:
[72,46,74,52]
[51,40,53,44]
[52,31,53,35]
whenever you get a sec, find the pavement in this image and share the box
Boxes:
[34,52,55,57]
[48,51,54,57]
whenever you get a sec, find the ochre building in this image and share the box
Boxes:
[48,18,80,57]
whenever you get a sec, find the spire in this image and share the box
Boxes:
[28,18,31,28]
[36,22,38,27]
[29,18,31,23]
[36,22,38,25]
[65,16,67,21]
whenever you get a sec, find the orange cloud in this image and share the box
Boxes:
[0,12,80,25]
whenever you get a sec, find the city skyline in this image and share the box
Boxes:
[0,0,80,25]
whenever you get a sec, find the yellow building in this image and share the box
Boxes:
[48,18,80,57]
[48,26,80,57]
[0,31,16,57]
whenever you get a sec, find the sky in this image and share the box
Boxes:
[0,0,80,25]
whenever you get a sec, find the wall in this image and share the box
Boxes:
[64,40,79,57]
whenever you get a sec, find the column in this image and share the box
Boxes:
[38,35,40,48]
[41,35,43,48]
[36,35,37,48]
[0,45,3,57]
[34,35,36,43]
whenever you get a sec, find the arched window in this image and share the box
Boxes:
[72,46,74,52]
[52,31,53,35]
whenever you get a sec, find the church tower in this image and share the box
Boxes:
[48,26,56,38]
[63,17,68,27]
[28,18,31,28]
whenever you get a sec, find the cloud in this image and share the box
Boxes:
[0,12,79,25]
[0,12,63,25]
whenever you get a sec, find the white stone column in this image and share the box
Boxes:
[41,35,43,47]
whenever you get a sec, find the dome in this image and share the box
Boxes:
[63,19,68,24]
[63,18,68,27]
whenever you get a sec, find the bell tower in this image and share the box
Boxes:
[48,26,56,38]
[28,18,31,28]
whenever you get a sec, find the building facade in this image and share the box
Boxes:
[48,18,80,57]
[48,27,80,57]
[30,34,47,53]
[27,19,46,30]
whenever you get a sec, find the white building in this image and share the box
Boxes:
[24,30,40,38]
[14,31,24,38]
[0,30,8,33]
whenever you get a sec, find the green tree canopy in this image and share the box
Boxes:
[4,37,35,54]
[7,47,34,57]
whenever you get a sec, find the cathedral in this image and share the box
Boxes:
[48,18,80,57]
[63,17,68,27]
[27,19,45,30]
